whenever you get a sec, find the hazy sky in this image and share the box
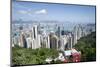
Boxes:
[12,0,96,23]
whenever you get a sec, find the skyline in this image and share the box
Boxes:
[12,0,96,23]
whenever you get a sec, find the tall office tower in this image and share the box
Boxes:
[49,33,58,49]
[37,23,41,34]
[19,32,27,48]
[47,35,50,48]
[68,33,73,49]
[31,25,41,49]
[57,26,61,37]
[57,26,62,49]
[32,25,38,39]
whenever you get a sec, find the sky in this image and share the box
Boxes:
[12,0,96,23]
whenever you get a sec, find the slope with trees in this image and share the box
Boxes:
[74,32,96,62]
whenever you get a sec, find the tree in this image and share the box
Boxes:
[74,32,96,62]
[12,47,59,65]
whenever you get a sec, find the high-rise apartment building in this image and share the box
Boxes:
[26,37,32,48]
[73,26,78,45]
[60,35,68,51]
[19,32,27,48]
[49,33,59,49]
[68,34,73,49]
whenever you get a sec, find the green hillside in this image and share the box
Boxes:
[74,32,96,61]
[12,47,59,65]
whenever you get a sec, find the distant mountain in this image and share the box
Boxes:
[12,20,71,24]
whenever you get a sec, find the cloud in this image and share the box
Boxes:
[18,10,28,14]
[17,9,47,16]
[34,9,47,14]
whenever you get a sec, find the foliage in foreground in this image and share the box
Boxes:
[12,47,59,65]
[74,32,96,62]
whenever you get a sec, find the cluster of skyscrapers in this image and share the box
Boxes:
[12,22,94,51]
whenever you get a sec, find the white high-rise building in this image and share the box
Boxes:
[73,25,84,45]
[73,26,78,45]
[40,30,50,48]
[19,32,27,47]
[12,35,19,47]
[47,35,50,48]
[77,25,83,40]
[37,34,41,48]
[49,33,59,50]
[31,25,41,49]
[60,35,68,51]
[32,25,38,39]
[26,37,32,48]
[68,34,73,49]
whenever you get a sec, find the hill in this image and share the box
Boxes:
[74,32,96,61]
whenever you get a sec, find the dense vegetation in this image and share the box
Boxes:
[74,32,96,62]
[12,47,59,65]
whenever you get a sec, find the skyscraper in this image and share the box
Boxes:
[40,34,50,48]
[32,25,38,39]
[47,35,50,48]
[49,33,58,49]
[73,24,84,46]
[60,35,68,51]
[68,34,73,49]
[26,37,32,48]
[57,26,61,38]
[57,26,62,49]
[73,26,77,46]
[31,25,41,49]
[12,34,19,47]
[19,32,27,48]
